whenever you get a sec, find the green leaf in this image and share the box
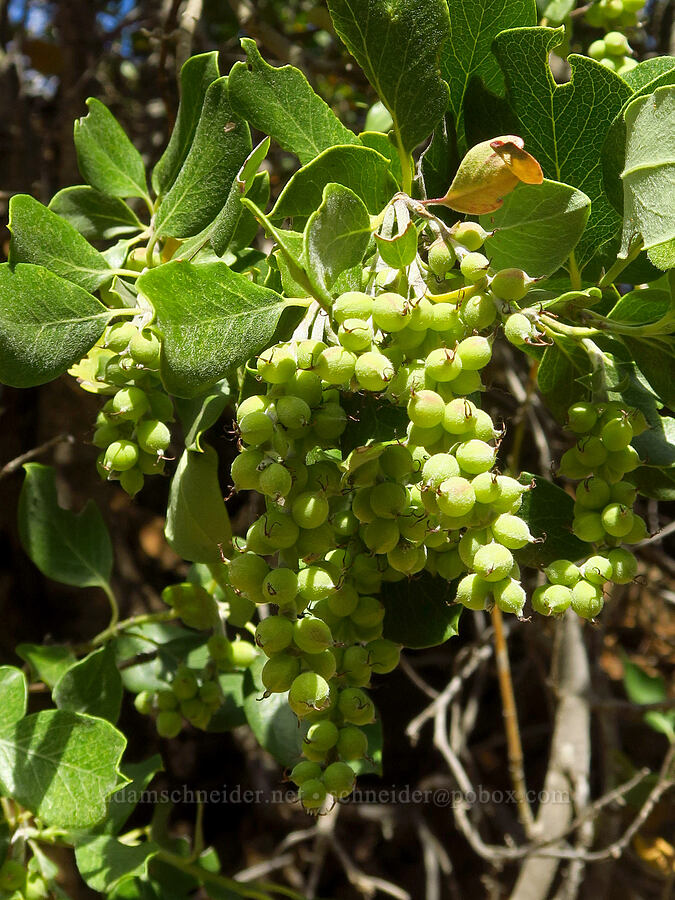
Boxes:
[16,644,77,689]
[607,289,671,325]
[375,221,418,269]
[480,179,590,277]
[75,836,159,894]
[632,415,675,467]
[359,131,403,186]
[419,113,460,206]
[440,0,537,149]
[153,78,251,240]
[53,646,123,724]
[622,57,675,92]
[9,194,112,292]
[622,658,675,743]
[340,395,408,455]
[622,337,675,406]
[304,184,371,297]
[138,260,287,397]
[105,755,163,835]
[243,656,307,767]
[113,624,204,694]
[207,672,247,732]
[494,27,632,272]
[382,574,461,649]
[620,87,675,269]
[271,145,398,224]
[516,474,588,566]
[541,0,575,24]
[0,709,126,829]
[0,262,111,388]
[228,39,358,165]
[74,98,148,200]
[242,203,315,299]
[49,187,143,241]
[537,335,591,420]
[19,464,113,589]
[152,51,220,196]
[628,466,675,500]
[326,0,450,156]
[175,380,232,452]
[0,667,28,728]
[166,447,231,563]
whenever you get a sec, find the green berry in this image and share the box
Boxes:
[314,402,347,441]
[297,566,336,603]
[491,514,533,550]
[105,320,137,352]
[305,720,339,752]
[456,438,495,475]
[172,665,199,700]
[490,268,531,302]
[156,710,182,738]
[601,502,634,538]
[257,345,297,383]
[332,291,373,324]
[230,639,258,668]
[363,518,400,553]
[229,552,269,599]
[259,462,293,500]
[104,439,139,472]
[443,397,478,433]
[355,350,395,391]
[256,616,295,655]
[120,467,144,497]
[588,39,607,60]
[455,573,491,610]
[350,595,385,628]
[428,240,456,276]
[472,542,514,582]
[544,559,581,587]
[437,476,475,517]
[323,761,356,798]
[136,419,171,455]
[367,638,401,674]
[290,760,322,786]
[567,402,597,434]
[532,584,572,616]
[338,687,375,725]
[262,654,301,693]
[336,725,368,760]
[289,672,332,717]
[238,410,274,446]
[291,492,330,529]
[134,690,155,715]
[460,252,489,282]
[262,568,298,607]
[575,476,611,510]
[607,548,638,583]
[298,778,327,810]
[576,436,608,469]
[372,292,409,332]
[504,312,533,345]
[582,555,613,585]
[570,580,604,619]
[457,336,492,371]
[294,616,333,654]
[338,317,373,352]
[129,328,161,367]
[604,31,630,56]
[573,511,606,543]
[601,418,633,451]
[493,578,526,616]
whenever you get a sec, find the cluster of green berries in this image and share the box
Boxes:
[537,401,644,619]
[585,0,644,33]
[77,320,173,496]
[135,662,227,738]
[0,857,49,900]
[587,30,637,76]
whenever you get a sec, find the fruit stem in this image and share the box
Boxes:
[598,239,643,288]
[87,608,179,649]
[491,605,536,839]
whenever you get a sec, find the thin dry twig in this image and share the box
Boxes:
[331,837,412,900]
[0,434,75,480]
[399,654,440,700]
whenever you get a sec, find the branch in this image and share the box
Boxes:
[0,434,75,480]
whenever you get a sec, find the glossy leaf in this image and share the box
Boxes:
[271,144,398,223]
[0,667,27,728]
[632,415,675,467]
[440,0,537,148]
[153,78,251,240]
[327,0,450,155]
[75,836,159,894]
[138,260,287,397]
[517,475,588,566]
[304,184,371,297]
[0,263,111,388]
[359,131,403,186]
[419,113,460,205]
[16,644,77,689]
[481,179,591,277]
[382,574,461,649]
[53,646,123,724]
[105,754,163,835]
[494,28,632,272]
[152,51,220,195]
[166,447,231,563]
[0,709,126,829]
[19,463,113,590]
[620,87,675,269]
[243,656,307,767]
[607,289,671,325]
[375,222,418,269]
[9,194,112,292]
[622,337,675,406]
[49,186,143,241]
[228,39,358,164]
[74,98,148,200]
[175,380,232,453]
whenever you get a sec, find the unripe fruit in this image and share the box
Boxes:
[289,672,332,717]
[363,518,400,554]
[338,318,373,353]
[472,542,514,582]
[367,638,401,674]
[229,552,269,598]
[559,448,592,479]
[369,482,408,519]
[408,297,435,331]
[453,221,488,251]
[92,423,121,449]
[458,528,490,567]
[296,339,326,370]
[380,444,414,480]
[436,548,465,580]
[490,268,531,301]
[350,595,385,628]
[257,345,296,383]
[324,761,356,798]
[261,654,301,692]
[230,639,258,668]
[604,30,630,55]
[582,555,613,585]
[567,402,597,434]
[460,291,497,329]
[504,312,533,345]
[425,346,463,382]
[294,616,333,654]
[601,502,634,537]
[327,583,360,617]
[135,690,155,715]
[544,559,581,587]
[457,336,492,370]
[120,467,144,497]
[610,481,637,506]
[297,566,335,603]
[493,475,528,512]
[573,511,605,543]
[387,539,424,574]
[428,239,456,277]
[456,438,495,475]
[314,402,347,440]
[304,648,337,680]
[437,476,475,517]
[239,410,274,446]
[231,450,264,491]
[256,616,295,655]
[111,386,150,421]
[315,346,356,384]
[276,395,312,430]
[245,517,276,556]
[290,760,322,785]
[259,462,293,500]
[575,476,611,510]
[105,320,137,352]
[237,394,270,418]
[372,292,409,332]
[491,514,533,550]
[156,710,182,738]
[494,578,526,616]
[157,689,178,711]
[172,665,199,700]
[422,452,460,488]
[298,778,327,810]
[333,291,373,323]
[305,720,339,752]
[588,39,607,60]
[407,390,446,428]
[570,580,604,619]
[129,328,161,367]
[104,439,139,472]
[443,397,477,433]
[460,252,489,282]
[455,573,491,610]
[291,492,330,529]
[607,548,638,583]
[338,687,375,725]
[471,471,500,503]
[199,681,222,708]
[341,644,372,685]
[136,419,171,456]
[532,584,572,616]
[600,418,633,451]
[354,350,395,391]
[576,436,608,468]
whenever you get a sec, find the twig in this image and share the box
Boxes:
[0,434,75,480]
[331,837,412,900]
[304,803,339,899]
[492,606,535,839]
[235,855,296,882]
[399,654,440,700]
